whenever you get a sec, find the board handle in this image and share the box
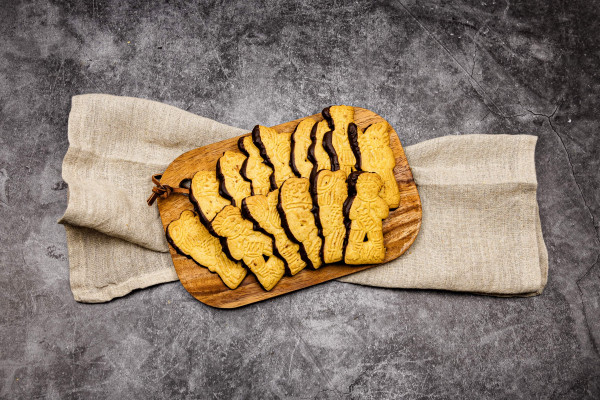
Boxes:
[147,174,189,206]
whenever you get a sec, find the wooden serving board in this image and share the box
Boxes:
[157,107,421,308]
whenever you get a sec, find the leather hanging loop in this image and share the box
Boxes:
[147,174,189,206]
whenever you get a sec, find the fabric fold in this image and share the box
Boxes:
[59,94,548,303]
[59,94,246,252]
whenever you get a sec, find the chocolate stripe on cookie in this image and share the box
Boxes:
[189,171,231,225]
[322,105,357,175]
[216,151,252,207]
[238,135,273,196]
[307,120,332,180]
[277,177,323,269]
[166,210,247,289]
[252,125,295,190]
[290,118,316,179]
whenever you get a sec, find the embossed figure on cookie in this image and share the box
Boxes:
[216,151,252,207]
[252,125,295,189]
[238,135,273,196]
[348,121,400,208]
[278,178,323,269]
[211,205,285,291]
[167,210,247,289]
[291,118,316,179]
[311,170,348,264]
[344,172,389,265]
[322,105,357,175]
[189,171,231,225]
[307,120,332,178]
[242,190,307,275]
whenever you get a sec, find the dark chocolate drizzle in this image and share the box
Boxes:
[322,107,334,131]
[237,136,248,155]
[347,122,362,171]
[237,137,250,178]
[321,106,341,171]
[240,197,271,238]
[307,121,320,181]
[269,173,278,191]
[188,185,212,227]
[252,125,272,167]
[290,119,316,178]
[289,121,302,177]
[323,130,340,171]
[251,124,280,190]
[166,217,192,262]
[239,157,254,195]
[342,171,363,260]
[215,154,238,207]
[238,134,263,195]
[309,170,327,264]
[187,176,229,228]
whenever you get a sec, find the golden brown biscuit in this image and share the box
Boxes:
[242,190,307,275]
[238,135,273,196]
[322,105,357,175]
[216,151,252,207]
[252,125,295,189]
[290,118,316,179]
[343,172,389,264]
[166,210,247,289]
[189,171,231,225]
[310,169,348,264]
[211,205,285,291]
[278,177,323,269]
[348,121,400,208]
[307,120,331,178]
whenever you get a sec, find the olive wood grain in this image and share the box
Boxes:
[157,107,421,308]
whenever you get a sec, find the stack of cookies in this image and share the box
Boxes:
[166,106,400,291]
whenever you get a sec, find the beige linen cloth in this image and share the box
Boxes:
[59,94,548,303]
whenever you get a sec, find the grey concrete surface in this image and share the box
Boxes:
[1,0,599,398]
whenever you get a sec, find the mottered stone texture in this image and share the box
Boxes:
[1,0,599,398]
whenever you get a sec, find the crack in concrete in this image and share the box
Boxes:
[526,107,599,241]
[397,2,510,120]
[527,106,600,356]
[469,20,491,78]
[397,2,531,127]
